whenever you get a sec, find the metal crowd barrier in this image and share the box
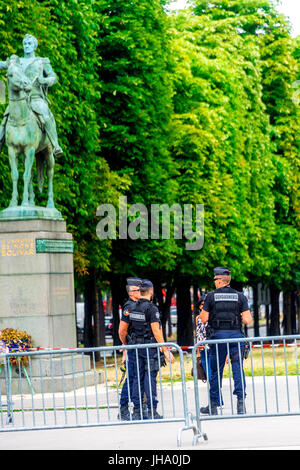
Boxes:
[0,342,197,447]
[2,335,299,447]
[192,334,300,445]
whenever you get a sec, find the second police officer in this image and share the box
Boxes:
[118,277,142,421]
[119,279,174,420]
[199,267,252,415]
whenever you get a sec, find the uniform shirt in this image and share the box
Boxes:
[121,298,161,325]
[121,298,137,323]
[121,298,161,345]
[203,285,249,331]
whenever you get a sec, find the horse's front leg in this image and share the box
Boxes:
[22,147,35,207]
[29,176,35,206]
[22,154,35,206]
[8,147,19,207]
[46,152,55,209]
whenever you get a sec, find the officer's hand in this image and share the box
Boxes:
[121,349,128,363]
[164,349,175,364]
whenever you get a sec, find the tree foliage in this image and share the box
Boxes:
[0,0,298,343]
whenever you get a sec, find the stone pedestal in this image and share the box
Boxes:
[0,216,76,348]
[0,211,103,394]
[0,354,104,395]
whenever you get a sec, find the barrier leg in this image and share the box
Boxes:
[4,359,13,425]
[176,346,204,447]
[192,425,208,446]
[177,411,201,447]
[191,345,208,445]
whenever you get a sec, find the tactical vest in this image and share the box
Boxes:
[127,299,156,344]
[208,286,242,331]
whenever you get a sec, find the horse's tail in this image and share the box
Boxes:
[36,152,45,193]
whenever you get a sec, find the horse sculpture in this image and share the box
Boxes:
[5,57,55,209]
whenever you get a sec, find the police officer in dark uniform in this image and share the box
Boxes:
[118,277,142,421]
[199,267,252,415]
[119,279,174,420]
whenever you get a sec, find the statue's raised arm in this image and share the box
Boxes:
[38,58,57,87]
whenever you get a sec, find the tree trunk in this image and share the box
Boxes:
[252,284,260,337]
[156,282,175,341]
[231,280,244,291]
[265,303,270,336]
[282,290,292,336]
[167,313,172,338]
[192,285,199,343]
[269,285,281,336]
[75,289,81,302]
[83,276,94,349]
[155,282,164,335]
[110,276,124,346]
[91,268,101,355]
[98,288,106,346]
[291,290,297,334]
[176,278,193,346]
[296,291,300,334]
[84,268,104,359]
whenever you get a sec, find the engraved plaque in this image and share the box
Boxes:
[1,237,35,256]
[36,239,73,253]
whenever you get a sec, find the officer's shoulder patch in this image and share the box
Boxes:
[156,312,160,319]
[123,309,130,316]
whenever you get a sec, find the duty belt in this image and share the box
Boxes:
[211,319,240,330]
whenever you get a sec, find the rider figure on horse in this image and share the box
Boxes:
[0,34,62,157]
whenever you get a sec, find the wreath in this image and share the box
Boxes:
[0,328,34,366]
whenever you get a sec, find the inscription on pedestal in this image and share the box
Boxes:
[54,286,71,300]
[1,238,35,256]
[0,277,42,316]
[0,219,76,348]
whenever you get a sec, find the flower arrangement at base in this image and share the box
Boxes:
[0,328,34,366]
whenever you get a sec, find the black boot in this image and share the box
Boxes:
[237,398,246,414]
[132,407,143,420]
[118,405,130,421]
[200,401,218,415]
[152,409,163,419]
[142,404,149,420]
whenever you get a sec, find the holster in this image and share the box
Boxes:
[242,342,250,359]
[159,351,167,367]
[145,351,166,372]
[145,357,159,372]
[205,325,214,339]
[126,334,135,345]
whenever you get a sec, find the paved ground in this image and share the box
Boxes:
[1,375,300,451]
[1,415,300,450]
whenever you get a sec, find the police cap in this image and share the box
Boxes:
[141,279,153,288]
[126,277,142,287]
[213,267,231,277]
